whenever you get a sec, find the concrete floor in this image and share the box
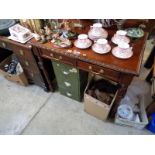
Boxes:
[0,40,154,135]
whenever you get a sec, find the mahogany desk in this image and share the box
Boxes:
[29,23,148,114]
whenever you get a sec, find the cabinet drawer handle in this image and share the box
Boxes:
[88,65,92,70]
[59,56,62,60]
[19,49,24,56]
[2,42,6,48]
[56,63,60,67]
[64,82,71,87]
[25,61,29,66]
[50,53,53,57]
[63,71,69,75]
[99,69,104,73]
[31,73,34,77]
[69,68,77,73]
[66,92,72,97]
[53,58,60,61]
[91,71,100,75]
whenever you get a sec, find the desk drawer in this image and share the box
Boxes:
[24,69,45,86]
[12,45,34,61]
[59,86,80,101]
[77,61,120,82]
[52,61,79,81]
[41,49,76,66]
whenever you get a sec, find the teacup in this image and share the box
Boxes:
[117,42,132,53]
[92,38,111,54]
[112,30,130,44]
[74,34,92,49]
[112,42,133,59]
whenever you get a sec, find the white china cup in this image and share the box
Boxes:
[75,34,92,48]
[94,38,108,51]
[117,42,133,57]
[112,30,130,44]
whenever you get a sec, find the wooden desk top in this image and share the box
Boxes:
[30,20,148,76]
[0,20,147,76]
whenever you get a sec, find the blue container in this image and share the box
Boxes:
[147,113,155,133]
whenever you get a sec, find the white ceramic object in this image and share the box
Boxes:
[74,34,92,49]
[88,23,108,41]
[92,38,111,54]
[117,104,134,121]
[8,34,33,44]
[112,42,133,59]
[33,33,41,41]
[9,24,32,43]
[112,30,130,44]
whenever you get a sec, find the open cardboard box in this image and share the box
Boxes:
[115,96,148,129]
[84,74,118,121]
[0,55,28,86]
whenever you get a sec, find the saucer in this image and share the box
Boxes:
[112,47,133,59]
[126,28,144,38]
[111,36,130,45]
[92,44,111,54]
[74,40,92,49]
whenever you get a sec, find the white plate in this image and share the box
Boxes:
[74,40,92,49]
[112,47,133,59]
[92,44,111,54]
[8,34,33,44]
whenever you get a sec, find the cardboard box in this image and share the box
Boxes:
[115,96,148,129]
[84,74,118,121]
[0,55,28,86]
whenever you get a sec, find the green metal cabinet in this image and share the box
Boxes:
[52,61,88,101]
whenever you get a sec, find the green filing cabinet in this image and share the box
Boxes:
[52,61,88,101]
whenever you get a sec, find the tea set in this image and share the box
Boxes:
[74,23,133,59]
[32,22,133,59]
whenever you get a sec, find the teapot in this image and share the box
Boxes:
[88,23,108,41]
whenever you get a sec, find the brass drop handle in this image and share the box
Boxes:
[59,56,62,60]
[19,49,24,56]
[25,61,29,66]
[64,82,71,87]
[50,53,53,57]
[56,63,60,67]
[88,65,92,70]
[91,71,100,75]
[63,71,69,75]
[2,42,6,48]
[66,92,72,97]
[99,69,104,73]
[31,73,34,77]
